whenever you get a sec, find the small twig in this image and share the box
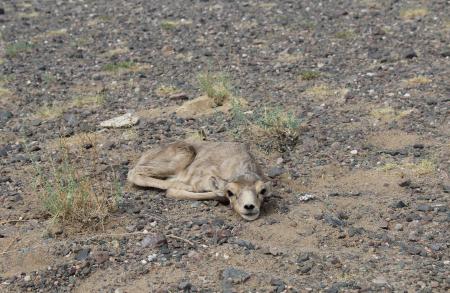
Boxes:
[2,237,17,255]
[166,234,195,246]
[0,219,29,225]
[0,231,196,256]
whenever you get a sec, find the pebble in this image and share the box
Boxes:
[24,275,31,282]
[222,267,250,284]
[268,167,284,178]
[417,204,431,212]
[178,281,191,290]
[91,251,109,264]
[394,223,403,231]
[379,220,389,229]
[147,253,158,262]
[404,49,417,59]
[392,200,407,209]
[75,248,91,261]
[100,113,139,128]
[350,149,358,155]
[372,276,387,285]
[141,233,167,249]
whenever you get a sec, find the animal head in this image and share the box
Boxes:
[225,174,271,221]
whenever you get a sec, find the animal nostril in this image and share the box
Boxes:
[244,204,255,210]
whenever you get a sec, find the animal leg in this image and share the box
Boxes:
[166,189,224,201]
[128,142,196,188]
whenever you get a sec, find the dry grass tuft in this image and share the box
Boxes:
[197,71,232,106]
[155,85,180,97]
[161,19,192,30]
[35,94,105,120]
[400,7,428,20]
[405,76,432,86]
[370,107,414,122]
[33,138,122,231]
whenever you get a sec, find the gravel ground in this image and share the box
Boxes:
[0,0,449,292]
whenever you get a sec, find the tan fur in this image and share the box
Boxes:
[128,141,270,220]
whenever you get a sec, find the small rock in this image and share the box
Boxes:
[394,223,403,231]
[187,251,201,260]
[178,280,191,290]
[408,231,419,242]
[0,110,13,123]
[0,7,5,15]
[230,238,255,250]
[350,149,358,155]
[268,167,284,178]
[100,113,139,128]
[404,49,417,59]
[413,144,424,149]
[323,214,345,228]
[399,180,411,187]
[147,253,158,262]
[372,276,387,285]
[141,233,167,249]
[392,200,407,209]
[379,220,389,229]
[75,248,91,261]
[298,193,315,202]
[169,93,189,100]
[298,262,313,274]
[276,157,283,165]
[268,246,283,256]
[24,275,31,282]
[297,253,310,263]
[441,50,450,58]
[91,251,109,264]
[222,267,251,284]
[443,185,450,193]
[416,204,431,212]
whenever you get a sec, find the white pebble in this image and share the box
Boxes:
[140,259,147,265]
[350,149,358,155]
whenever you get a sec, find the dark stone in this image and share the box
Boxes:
[141,233,167,249]
[399,180,411,187]
[443,185,450,193]
[222,267,250,284]
[0,110,13,123]
[297,253,310,263]
[63,113,79,127]
[392,200,407,208]
[0,7,5,15]
[230,238,255,250]
[91,251,109,264]
[441,50,450,58]
[413,144,424,149]
[417,204,431,212]
[178,280,191,290]
[323,214,345,228]
[298,262,313,274]
[348,227,364,237]
[268,167,284,178]
[74,248,91,261]
[404,49,417,59]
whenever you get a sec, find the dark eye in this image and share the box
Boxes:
[260,188,267,195]
[227,190,235,197]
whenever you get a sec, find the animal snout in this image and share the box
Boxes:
[244,204,255,211]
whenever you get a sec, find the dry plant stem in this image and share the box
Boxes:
[0,231,195,256]
[0,219,30,225]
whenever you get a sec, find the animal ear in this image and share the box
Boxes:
[210,176,225,190]
[261,182,272,197]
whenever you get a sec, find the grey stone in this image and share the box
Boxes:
[141,233,167,249]
[222,267,250,284]
[268,167,284,178]
[75,248,91,261]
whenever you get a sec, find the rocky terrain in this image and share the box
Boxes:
[0,0,449,292]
